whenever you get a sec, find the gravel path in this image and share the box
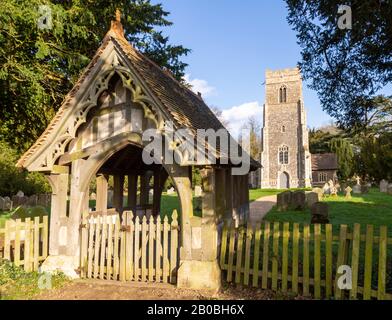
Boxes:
[248,195,277,225]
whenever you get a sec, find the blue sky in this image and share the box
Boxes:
[153,0,333,135]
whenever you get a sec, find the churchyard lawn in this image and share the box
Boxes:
[265,188,392,234]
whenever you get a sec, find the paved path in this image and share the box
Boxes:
[249,195,277,225]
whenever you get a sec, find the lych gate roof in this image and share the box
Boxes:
[17,17,260,170]
[311,153,338,171]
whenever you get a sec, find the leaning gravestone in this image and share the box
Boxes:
[380,180,389,193]
[194,185,202,197]
[291,191,306,211]
[311,202,329,224]
[277,191,292,212]
[312,188,324,201]
[306,192,319,208]
[345,186,353,199]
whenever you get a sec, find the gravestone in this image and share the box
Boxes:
[311,202,329,224]
[306,192,319,208]
[3,197,12,211]
[361,185,369,194]
[380,180,389,193]
[195,185,202,197]
[0,197,5,210]
[277,191,292,212]
[27,194,38,206]
[345,186,353,199]
[16,190,24,197]
[323,183,330,195]
[90,192,97,201]
[353,184,362,194]
[335,183,341,193]
[312,188,324,201]
[388,184,392,196]
[167,187,175,195]
[291,191,306,211]
[330,186,338,197]
[37,194,50,207]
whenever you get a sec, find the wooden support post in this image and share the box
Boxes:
[140,171,152,208]
[215,169,226,221]
[96,174,108,212]
[127,174,137,213]
[225,169,233,221]
[68,159,88,257]
[47,172,69,256]
[113,175,124,214]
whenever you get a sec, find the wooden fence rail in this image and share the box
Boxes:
[220,221,392,300]
[0,216,49,271]
[80,210,179,284]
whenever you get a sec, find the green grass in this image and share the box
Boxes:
[0,260,69,300]
[265,188,392,234]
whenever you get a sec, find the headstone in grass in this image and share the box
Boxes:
[37,194,50,207]
[380,180,388,193]
[312,188,324,201]
[27,194,38,206]
[90,192,96,201]
[3,197,12,211]
[311,202,329,224]
[361,185,369,194]
[16,190,24,197]
[353,184,361,194]
[345,186,353,199]
[277,191,292,211]
[291,190,306,210]
[306,192,319,208]
[0,197,5,210]
[323,183,330,195]
[388,184,392,195]
[330,186,338,197]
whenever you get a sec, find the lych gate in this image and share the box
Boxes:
[17,13,259,290]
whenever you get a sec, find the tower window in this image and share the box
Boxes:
[279,145,289,164]
[279,86,287,103]
[281,125,286,133]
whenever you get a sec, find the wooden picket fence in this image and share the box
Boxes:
[0,216,49,271]
[80,210,179,283]
[220,221,392,300]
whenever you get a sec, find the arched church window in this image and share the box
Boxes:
[279,86,287,103]
[279,145,289,164]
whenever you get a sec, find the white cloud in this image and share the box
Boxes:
[220,101,263,138]
[183,74,216,97]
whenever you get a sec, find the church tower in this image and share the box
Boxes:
[261,68,312,188]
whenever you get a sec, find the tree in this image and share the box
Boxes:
[240,116,262,161]
[330,138,354,181]
[286,0,392,131]
[0,0,190,152]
